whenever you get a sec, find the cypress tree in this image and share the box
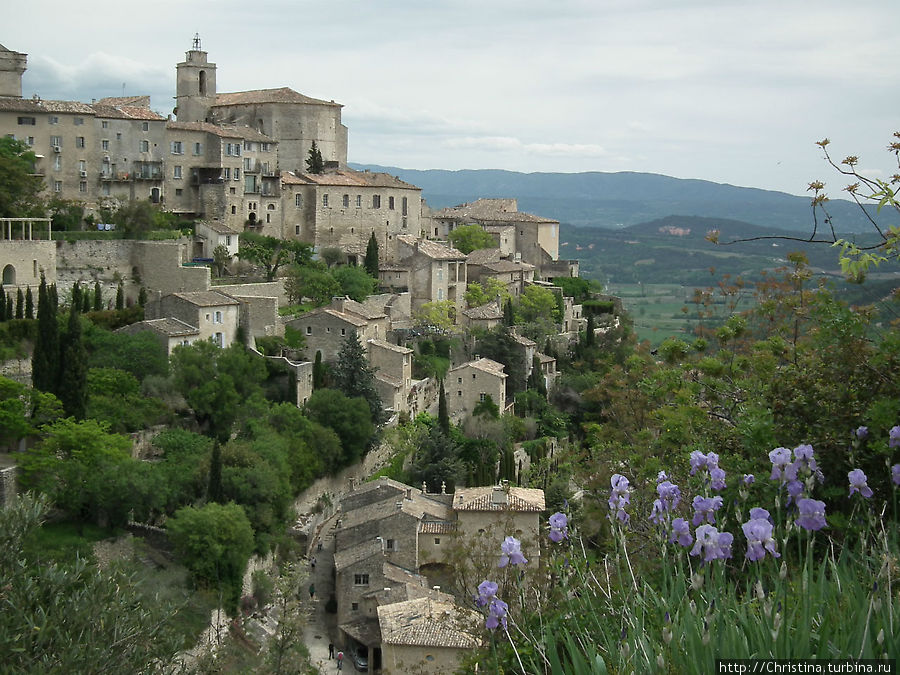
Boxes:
[59,301,87,419]
[115,282,124,310]
[312,350,325,389]
[528,355,547,397]
[25,286,34,319]
[71,282,81,312]
[0,286,6,322]
[503,297,515,327]
[364,231,379,279]
[438,379,450,435]
[305,141,324,174]
[81,287,90,314]
[138,286,147,307]
[332,332,384,424]
[585,314,596,347]
[15,288,23,319]
[32,274,60,393]
[5,293,12,321]
[207,442,224,503]
[93,281,102,311]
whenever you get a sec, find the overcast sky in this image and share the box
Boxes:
[10,0,899,196]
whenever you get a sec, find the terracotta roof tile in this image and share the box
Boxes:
[453,486,545,512]
[397,235,465,261]
[378,596,480,649]
[214,87,340,107]
[166,121,274,142]
[170,290,239,307]
[0,97,95,114]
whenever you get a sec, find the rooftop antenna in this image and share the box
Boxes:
[192,33,202,50]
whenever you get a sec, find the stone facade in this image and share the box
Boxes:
[394,236,467,314]
[0,221,56,291]
[116,317,200,355]
[446,358,509,421]
[367,339,413,415]
[146,290,240,347]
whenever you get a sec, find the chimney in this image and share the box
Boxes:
[405,488,411,500]
[491,486,508,505]
[396,501,403,510]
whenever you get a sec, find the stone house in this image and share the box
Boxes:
[280,168,422,264]
[459,300,503,331]
[287,296,388,363]
[394,235,467,314]
[446,357,510,420]
[465,248,535,299]
[116,317,200,356]
[193,220,240,260]
[1,218,56,292]
[367,339,413,416]
[145,289,240,347]
[535,351,559,391]
[377,594,480,675]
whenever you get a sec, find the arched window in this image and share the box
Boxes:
[199,70,207,96]
[2,264,16,285]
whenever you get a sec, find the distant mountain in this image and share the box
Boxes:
[349,164,873,234]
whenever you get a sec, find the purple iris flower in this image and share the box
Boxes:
[785,479,804,505]
[548,512,568,542]
[742,474,755,486]
[769,447,792,480]
[485,597,508,630]
[691,495,724,526]
[706,452,720,469]
[657,481,681,509]
[855,426,868,440]
[749,507,771,522]
[893,464,900,487]
[890,426,900,449]
[710,467,726,492]
[657,470,669,483]
[608,474,631,525]
[795,498,827,531]
[498,536,527,568]
[742,518,780,562]
[690,451,708,476]
[475,580,498,607]
[690,524,733,562]
[848,469,873,498]
[669,518,693,547]
[793,444,817,471]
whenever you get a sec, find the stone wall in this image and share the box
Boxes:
[0,240,57,288]
[0,359,31,385]
[0,465,18,507]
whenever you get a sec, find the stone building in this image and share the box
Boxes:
[394,235,467,314]
[465,248,535,299]
[287,296,388,363]
[116,317,200,355]
[446,357,510,420]
[193,220,240,260]
[0,218,55,292]
[367,339,413,416]
[145,290,240,348]
[279,168,422,263]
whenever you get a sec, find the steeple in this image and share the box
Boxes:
[0,43,27,98]
[174,34,217,122]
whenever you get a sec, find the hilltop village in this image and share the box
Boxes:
[0,37,603,674]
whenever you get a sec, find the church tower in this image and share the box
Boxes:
[0,43,27,98]
[175,34,217,122]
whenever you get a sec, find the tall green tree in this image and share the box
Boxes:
[447,224,496,255]
[0,286,6,321]
[438,379,450,435]
[115,282,124,310]
[15,288,23,319]
[332,264,376,301]
[207,441,224,503]
[93,281,102,311]
[24,286,33,319]
[32,274,60,394]
[364,231,379,279]
[305,141,324,174]
[331,331,385,424]
[528,355,547,397]
[0,137,44,217]
[59,302,87,419]
[503,297,515,327]
[305,388,374,468]
[312,350,326,389]
[238,232,314,281]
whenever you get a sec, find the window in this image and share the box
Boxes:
[231,204,236,213]
[243,141,254,151]
[457,377,462,383]
[342,194,349,208]
[353,574,369,586]
[140,140,149,152]
[457,390,462,397]
[175,188,183,196]
[243,157,251,170]
[306,326,312,335]
[142,122,149,131]
[214,311,223,324]
[266,214,270,223]
[295,225,300,235]
[53,155,61,171]
[74,117,84,126]
[322,194,329,207]
[385,539,395,551]
[78,160,86,172]
[340,328,346,336]
[26,136,34,146]
[53,181,62,192]
[479,393,487,402]
[214,332,224,347]
[389,196,395,210]
[171,141,183,154]
[225,142,241,156]
[17,116,36,125]
[193,142,203,155]
[226,235,232,246]
[79,181,87,193]
[101,139,109,151]
[372,195,381,209]
[402,197,408,216]
[295,194,302,207]
[234,168,240,180]
[49,116,59,125]
[50,135,62,147]
[351,603,359,611]
[76,136,85,148]
[174,165,182,179]
[438,288,444,300]
[355,195,361,207]
[223,167,231,180]
[116,132,122,140]
[101,121,108,129]
[434,538,441,545]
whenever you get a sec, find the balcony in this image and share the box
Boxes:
[133,161,163,181]
[190,167,225,186]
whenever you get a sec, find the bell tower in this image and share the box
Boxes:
[0,43,27,98]
[175,34,217,122]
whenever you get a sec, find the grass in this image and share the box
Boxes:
[22,519,121,564]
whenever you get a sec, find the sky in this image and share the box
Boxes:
[9,0,900,197]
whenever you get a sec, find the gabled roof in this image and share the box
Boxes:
[418,520,457,535]
[91,103,165,121]
[396,236,465,261]
[95,95,151,107]
[483,260,535,274]
[117,317,199,338]
[448,358,507,378]
[334,538,382,572]
[334,297,386,321]
[0,97,95,114]
[435,198,557,225]
[213,87,340,108]
[510,332,537,348]
[367,338,413,355]
[339,493,451,531]
[197,220,241,235]
[280,169,419,190]
[170,290,239,307]
[296,307,369,328]
[461,301,502,321]
[453,486,545,512]
[377,596,480,649]
[466,248,501,266]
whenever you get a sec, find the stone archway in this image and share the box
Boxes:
[2,264,15,285]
